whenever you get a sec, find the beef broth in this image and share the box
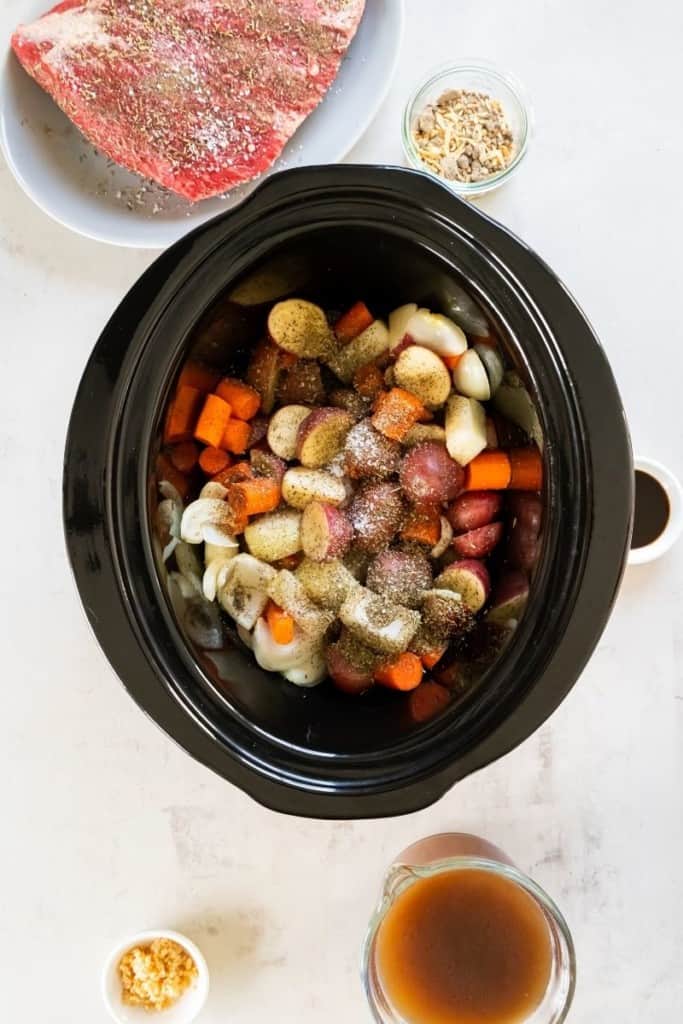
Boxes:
[376,868,553,1024]
[632,470,669,549]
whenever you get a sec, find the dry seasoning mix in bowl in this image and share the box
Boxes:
[118,937,198,1012]
[403,61,531,195]
[412,90,515,185]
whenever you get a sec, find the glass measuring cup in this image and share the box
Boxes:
[362,834,575,1024]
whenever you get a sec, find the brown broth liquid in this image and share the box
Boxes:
[632,470,670,548]
[376,869,553,1024]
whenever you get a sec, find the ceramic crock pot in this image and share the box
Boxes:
[63,165,632,819]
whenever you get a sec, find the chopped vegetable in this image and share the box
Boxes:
[451,521,504,559]
[344,419,401,480]
[194,393,232,448]
[464,451,512,491]
[404,309,467,359]
[375,652,424,691]
[246,339,282,415]
[348,482,404,553]
[327,320,390,381]
[301,501,353,561]
[168,441,200,474]
[164,385,204,444]
[211,461,253,486]
[268,299,333,358]
[421,646,449,670]
[267,569,335,638]
[436,560,491,612]
[394,345,452,408]
[509,448,543,491]
[399,442,464,504]
[388,303,419,351]
[444,395,488,466]
[265,600,296,645]
[493,375,543,449]
[228,477,281,517]
[267,404,312,460]
[335,301,374,343]
[281,468,347,509]
[215,378,261,420]
[221,418,252,454]
[244,508,302,562]
[372,387,426,442]
[452,348,491,401]
[401,505,441,546]
[366,549,433,609]
[296,407,354,468]
[447,490,502,532]
[408,681,451,723]
[295,558,359,611]
[198,446,232,476]
[353,362,385,398]
[403,423,447,447]
[339,587,420,654]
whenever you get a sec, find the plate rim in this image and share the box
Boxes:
[0,0,405,250]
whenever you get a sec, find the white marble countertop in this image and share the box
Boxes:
[2,1,683,1020]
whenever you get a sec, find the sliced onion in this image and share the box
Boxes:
[175,542,203,594]
[431,516,454,559]
[443,282,489,337]
[200,481,229,500]
[184,597,224,650]
[181,498,233,544]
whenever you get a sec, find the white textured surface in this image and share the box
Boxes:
[1,1,683,1021]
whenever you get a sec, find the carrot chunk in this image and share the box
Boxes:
[177,361,220,394]
[372,388,426,441]
[375,653,424,691]
[401,506,441,546]
[335,301,374,344]
[211,461,253,486]
[421,646,448,670]
[509,448,543,491]
[215,377,261,421]
[198,447,232,476]
[168,441,199,474]
[442,354,463,370]
[221,418,252,454]
[228,477,281,517]
[408,681,451,723]
[194,394,232,448]
[353,362,384,399]
[265,600,296,645]
[464,451,512,491]
[164,385,203,444]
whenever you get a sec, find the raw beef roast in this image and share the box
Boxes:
[12,0,366,201]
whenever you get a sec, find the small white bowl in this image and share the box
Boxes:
[628,456,683,565]
[102,930,209,1024]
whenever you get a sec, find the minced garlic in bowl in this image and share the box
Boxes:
[118,938,198,1012]
[402,60,531,197]
[103,929,209,1023]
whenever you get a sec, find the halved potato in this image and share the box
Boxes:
[326,320,390,382]
[244,509,302,561]
[296,408,354,468]
[267,404,312,460]
[268,299,334,358]
[281,468,347,509]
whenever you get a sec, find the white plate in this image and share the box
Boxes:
[0,0,404,249]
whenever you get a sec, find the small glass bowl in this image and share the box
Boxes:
[402,59,532,198]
